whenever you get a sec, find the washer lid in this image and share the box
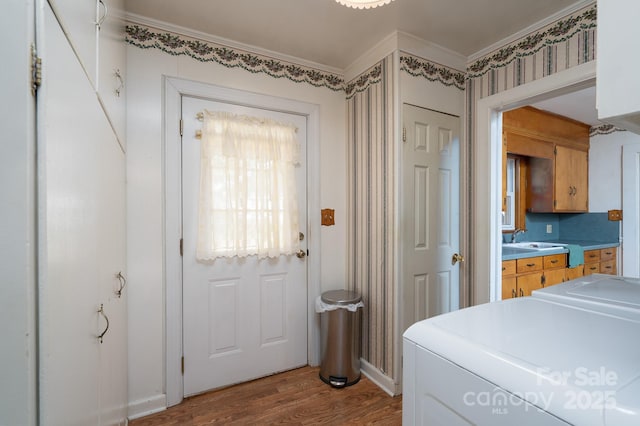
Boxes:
[403,297,640,426]
[533,274,640,314]
[321,290,361,305]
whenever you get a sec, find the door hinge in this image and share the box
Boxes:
[402,126,406,142]
[554,147,557,155]
[179,118,184,137]
[180,238,183,256]
[31,44,42,96]
[181,356,184,375]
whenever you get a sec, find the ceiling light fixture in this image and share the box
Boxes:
[335,0,395,9]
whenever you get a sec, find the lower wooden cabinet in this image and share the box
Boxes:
[584,248,618,276]
[501,247,617,300]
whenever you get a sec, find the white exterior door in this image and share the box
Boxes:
[402,104,461,332]
[622,143,640,278]
[181,97,308,396]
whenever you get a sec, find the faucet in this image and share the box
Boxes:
[511,228,525,243]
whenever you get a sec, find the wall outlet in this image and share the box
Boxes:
[546,224,553,234]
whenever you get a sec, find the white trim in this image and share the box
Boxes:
[163,77,322,407]
[360,358,401,397]
[125,12,343,76]
[473,61,596,305]
[468,0,596,62]
[343,31,399,82]
[127,394,167,421]
[344,31,467,83]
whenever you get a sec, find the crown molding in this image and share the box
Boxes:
[468,0,596,62]
[124,12,344,76]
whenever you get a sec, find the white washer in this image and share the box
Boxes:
[403,276,640,425]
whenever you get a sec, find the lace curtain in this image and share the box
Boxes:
[196,110,301,260]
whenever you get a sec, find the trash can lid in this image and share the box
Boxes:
[321,290,361,305]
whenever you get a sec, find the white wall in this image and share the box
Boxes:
[589,130,640,212]
[1,1,37,425]
[126,46,347,416]
[400,73,465,117]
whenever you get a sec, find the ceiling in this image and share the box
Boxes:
[125,0,599,126]
[125,0,581,70]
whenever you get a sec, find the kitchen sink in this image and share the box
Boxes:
[503,242,566,251]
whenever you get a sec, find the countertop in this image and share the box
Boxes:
[502,240,620,261]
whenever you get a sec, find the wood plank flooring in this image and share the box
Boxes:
[130,366,402,425]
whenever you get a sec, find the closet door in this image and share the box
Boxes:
[96,131,127,426]
[39,5,102,424]
[38,3,127,425]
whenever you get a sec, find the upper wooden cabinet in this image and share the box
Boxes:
[503,106,590,213]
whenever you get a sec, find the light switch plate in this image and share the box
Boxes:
[546,224,552,233]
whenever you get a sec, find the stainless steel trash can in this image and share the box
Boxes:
[319,290,362,387]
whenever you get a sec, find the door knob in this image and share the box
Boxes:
[296,249,306,259]
[451,253,465,265]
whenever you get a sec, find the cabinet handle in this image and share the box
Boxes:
[550,260,558,264]
[115,271,126,298]
[97,304,110,344]
[526,263,535,267]
[96,0,108,28]
[114,69,124,97]
[512,289,516,298]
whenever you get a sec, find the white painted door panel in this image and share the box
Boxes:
[622,143,640,278]
[402,104,461,333]
[39,4,127,425]
[97,0,126,144]
[47,0,98,88]
[182,97,308,396]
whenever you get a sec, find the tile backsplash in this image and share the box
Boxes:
[503,212,620,243]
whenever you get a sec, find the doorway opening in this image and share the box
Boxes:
[472,62,596,304]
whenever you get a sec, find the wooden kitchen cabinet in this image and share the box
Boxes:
[550,146,588,211]
[584,247,618,276]
[502,253,568,299]
[503,106,590,214]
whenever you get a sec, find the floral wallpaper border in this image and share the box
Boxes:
[126,24,468,97]
[400,54,466,90]
[345,63,382,99]
[590,123,627,137]
[125,24,345,92]
[467,4,597,78]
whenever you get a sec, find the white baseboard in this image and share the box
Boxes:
[127,394,167,421]
[360,358,402,397]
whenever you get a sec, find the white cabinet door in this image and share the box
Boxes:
[97,136,127,426]
[97,0,127,145]
[47,0,98,88]
[39,4,127,425]
[597,0,640,133]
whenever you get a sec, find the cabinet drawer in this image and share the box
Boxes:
[502,260,516,276]
[600,260,617,275]
[566,265,584,281]
[584,249,601,263]
[585,263,600,275]
[544,254,566,269]
[600,248,616,261]
[517,257,543,273]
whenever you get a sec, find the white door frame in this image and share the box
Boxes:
[163,77,321,406]
[473,61,596,304]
